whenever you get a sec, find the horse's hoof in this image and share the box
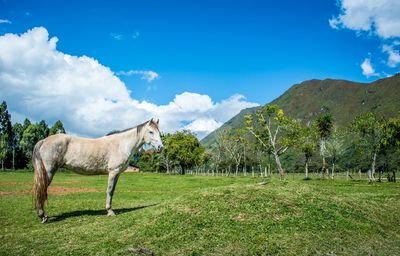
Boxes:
[41,215,48,224]
[107,210,116,217]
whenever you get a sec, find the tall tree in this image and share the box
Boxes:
[0,134,6,170]
[12,123,24,145]
[297,123,317,179]
[315,114,334,178]
[0,101,13,168]
[351,113,383,181]
[245,104,299,179]
[11,122,26,169]
[216,128,244,176]
[0,101,13,140]
[20,124,40,160]
[325,130,347,179]
[237,128,252,176]
[158,134,174,173]
[211,133,226,175]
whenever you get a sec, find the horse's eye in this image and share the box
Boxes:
[149,131,154,135]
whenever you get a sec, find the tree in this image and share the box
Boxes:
[159,134,175,174]
[193,145,206,174]
[380,117,400,182]
[200,150,213,175]
[325,130,347,179]
[20,124,40,160]
[315,114,334,178]
[381,117,400,149]
[297,124,317,179]
[11,122,25,169]
[0,101,13,169]
[0,101,13,141]
[36,120,49,140]
[162,130,204,175]
[49,120,66,135]
[210,136,225,176]
[22,118,31,131]
[0,135,6,170]
[245,104,299,179]
[351,113,383,181]
[137,152,161,173]
[237,128,253,176]
[216,128,244,176]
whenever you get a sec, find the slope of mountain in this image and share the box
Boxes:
[201,74,400,148]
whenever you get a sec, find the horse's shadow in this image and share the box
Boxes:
[49,204,157,223]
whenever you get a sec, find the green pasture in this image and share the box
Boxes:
[0,171,399,255]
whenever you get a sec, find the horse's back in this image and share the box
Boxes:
[38,134,124,174]
[62,135,112,174]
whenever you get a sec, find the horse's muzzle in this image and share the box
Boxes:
[157,145,164,153]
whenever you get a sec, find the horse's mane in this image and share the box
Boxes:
[105,120,149,136]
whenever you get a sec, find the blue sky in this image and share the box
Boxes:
[0,0,399,137]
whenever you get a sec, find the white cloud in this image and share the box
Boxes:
[173,92,213,112]
[0,19,11,24]
[0,27,259,139]
[117,70,160,82]
[330,1,400,75]
[183,118,222,137]
[361,58,379,77]
[328,18,340,29]
[382,43,400,67]
[329,0,400,38]
[110,33,123,40]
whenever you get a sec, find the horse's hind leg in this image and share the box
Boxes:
[106,170,121,216]
[34,155,57,224]
[33,141,50,223]
[37,168,56,223]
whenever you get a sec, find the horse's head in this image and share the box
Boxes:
[142,118,163,153]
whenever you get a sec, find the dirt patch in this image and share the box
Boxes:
[48,186,99,195]
[232,213,246,221]
[0,181,32,186]
[0,186,99,196]
[0,190,29,196]
[0,180,84,186]
[128,247,154,255]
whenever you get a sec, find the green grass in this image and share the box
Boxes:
[1,171,399,255]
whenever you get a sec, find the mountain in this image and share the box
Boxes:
[201,74,400,148]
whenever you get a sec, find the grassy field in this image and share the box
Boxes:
[0,171,399,256]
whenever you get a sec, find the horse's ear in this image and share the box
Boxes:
[156,119,159,125]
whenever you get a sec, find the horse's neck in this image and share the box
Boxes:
[117,128,144,155]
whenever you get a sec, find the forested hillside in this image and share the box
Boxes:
[202,74,400,148]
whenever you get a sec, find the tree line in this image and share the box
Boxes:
[2,99,399,182]
[242,104,400,181]
[0,101,65,170]
[134,104,400,182]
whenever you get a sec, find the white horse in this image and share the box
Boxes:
[32,119,163,223]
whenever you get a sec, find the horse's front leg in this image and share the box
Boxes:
[106,169,121,216]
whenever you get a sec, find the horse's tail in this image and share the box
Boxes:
[32,140,48,212]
